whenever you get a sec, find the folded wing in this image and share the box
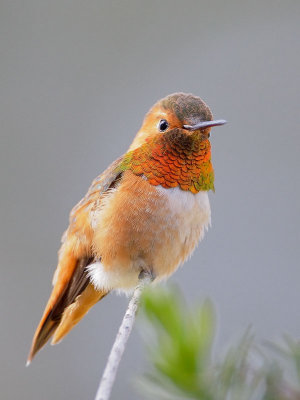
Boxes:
[27,156,124,363]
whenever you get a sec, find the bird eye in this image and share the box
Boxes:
[158,119,169,132]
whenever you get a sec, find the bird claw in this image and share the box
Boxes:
[138,269,155,282]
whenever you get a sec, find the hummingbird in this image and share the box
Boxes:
[27,93,226,364]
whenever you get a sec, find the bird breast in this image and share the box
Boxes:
[90,171,211,291]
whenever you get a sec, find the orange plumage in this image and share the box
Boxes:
[28,93,225,363]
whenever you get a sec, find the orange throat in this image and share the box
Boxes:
[119,130,215,193]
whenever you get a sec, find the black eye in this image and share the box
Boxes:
[158,119,169,132]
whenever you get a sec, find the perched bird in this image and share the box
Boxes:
[27,93,226,364]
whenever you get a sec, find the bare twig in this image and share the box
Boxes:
[94,273,152,400]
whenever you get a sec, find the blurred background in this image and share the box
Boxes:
[1,1,299,399]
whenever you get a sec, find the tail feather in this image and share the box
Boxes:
[27,318,58,365]
[27,255,107,364]
[52,284,107,344]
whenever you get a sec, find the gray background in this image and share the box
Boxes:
[1,1,299,399]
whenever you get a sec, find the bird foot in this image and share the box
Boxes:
[138,268,155,282]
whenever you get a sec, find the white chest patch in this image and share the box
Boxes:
[156,186,210,213]
[156,186,211,234]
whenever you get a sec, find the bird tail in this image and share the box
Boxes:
[27,253,108,364]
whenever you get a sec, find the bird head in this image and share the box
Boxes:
[121,93,226,193]
[129,93,226,151]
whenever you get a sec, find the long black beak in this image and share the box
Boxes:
[183,119,227,131]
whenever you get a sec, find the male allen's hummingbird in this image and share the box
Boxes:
[27,93,226,364]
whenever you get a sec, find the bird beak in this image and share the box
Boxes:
[183,119,227,131]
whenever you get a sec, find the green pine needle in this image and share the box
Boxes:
[137,285,300,400]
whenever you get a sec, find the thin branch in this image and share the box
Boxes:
[94,272,152,400]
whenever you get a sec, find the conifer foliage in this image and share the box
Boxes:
[139,286,300,400]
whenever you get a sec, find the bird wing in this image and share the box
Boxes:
[27,155,124,363]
